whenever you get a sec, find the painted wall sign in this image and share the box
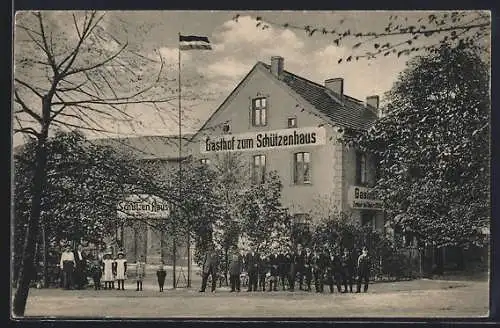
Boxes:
[348,186,384,210]
[200,127,326,154]
[117,194,170,219]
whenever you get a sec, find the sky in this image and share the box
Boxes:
[13,10,488,147]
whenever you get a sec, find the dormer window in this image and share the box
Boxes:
[252,97,267,126]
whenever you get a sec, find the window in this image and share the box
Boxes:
[222,123,231,134]
[252,154,266,184]
[356,151,368,185]
[252,97,267,126]
[287,117,297,128]
[294,152,311,184]
[200,158,211,165]
[361,212,376,230]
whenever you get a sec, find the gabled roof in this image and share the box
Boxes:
[190,61,378,141]
[90,135,193,160]
[260,62,378,130]
[189,62,262,142]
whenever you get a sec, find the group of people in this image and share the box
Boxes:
[60,246,170,292]
[200,243,372,294]
[59,244,88,290]
[88,251,169,292]
[59,242,372,294]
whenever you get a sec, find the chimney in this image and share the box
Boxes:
[270,56,284,78]
[366,95,380,116]
[325,78,344,98]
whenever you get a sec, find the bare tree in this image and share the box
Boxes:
[233,11,490,62]
[12,11,176,316]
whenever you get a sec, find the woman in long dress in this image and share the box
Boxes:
[102,253,114,290]
[115,251,127,290]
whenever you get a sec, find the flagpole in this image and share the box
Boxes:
[173,32,181,289]
[178,33,192,289]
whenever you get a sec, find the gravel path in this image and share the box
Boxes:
[15,279,488,318]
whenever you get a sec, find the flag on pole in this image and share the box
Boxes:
[179,35,212,50]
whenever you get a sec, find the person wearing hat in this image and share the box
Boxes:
[102,251,115,290]
[115,250,127,290]
[59,245,75,290]
[356,247,371,293]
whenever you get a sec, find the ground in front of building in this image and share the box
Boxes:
[16,278,488,318]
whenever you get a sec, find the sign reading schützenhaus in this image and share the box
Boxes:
[117,194,170,219]
[201,127,326,154]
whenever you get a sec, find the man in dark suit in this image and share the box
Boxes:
[356,247,371,293]
[199,246,219,293]
[268,252,279,292]
[326,248,343,293]
[228,252,242,292]
[156,263,167,292]
[278,251,289,291]
[341,248,354,293]
[245,249,259,292]
[287,247,296,291]
[258,254,267,292]
[294,244,305,291]
[73,244,86,289]
[312,248,327,293]
[303,247,313,291]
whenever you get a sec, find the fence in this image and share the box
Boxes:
[372,247,421,281]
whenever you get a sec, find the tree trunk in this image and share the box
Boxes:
[172,237,176,288]
[13,125,49,317]
[42,223,48,288]
[224,247,228,286]
[187,234,191,288]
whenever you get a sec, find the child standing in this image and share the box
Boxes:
[115,251,127,290]
[102,252,114,290]
[90,258,102,290]
[135,255,146,291]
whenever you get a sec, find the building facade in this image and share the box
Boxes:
[95,56,385,264]
[93,135,193,265]
[189,56,384,232]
